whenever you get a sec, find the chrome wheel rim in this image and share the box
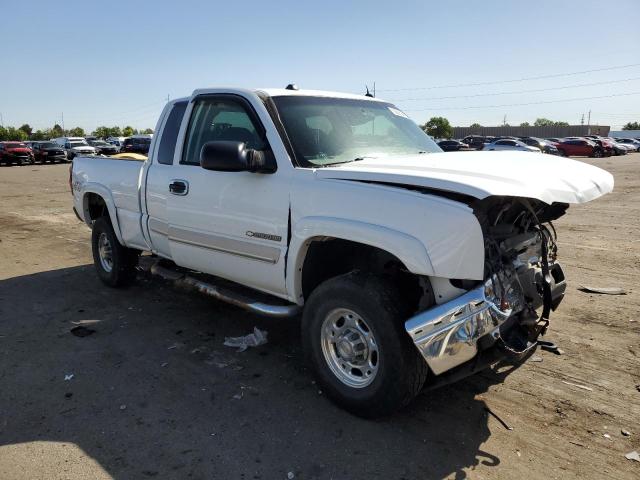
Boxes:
[320,308,379,388]
[98,232,113,273]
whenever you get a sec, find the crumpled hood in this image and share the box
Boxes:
[315,151,614,204]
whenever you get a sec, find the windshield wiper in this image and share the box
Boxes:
[321,156,372,167]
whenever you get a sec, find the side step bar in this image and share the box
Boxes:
[149,262,302,318]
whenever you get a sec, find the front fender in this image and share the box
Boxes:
[80,183,125,245]
[286,216,435,303]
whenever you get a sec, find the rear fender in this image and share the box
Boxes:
[81,183,125,245]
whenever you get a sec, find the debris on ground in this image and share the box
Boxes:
[119,404,127,410]
[167,342,185,350]
[484,406,513,431]
[603,433,611,439]
[625,451,640,462]
[561,380,593,392]
[578,285,626,295]
[530,355,543,362]
[65,392,73,398]
[70,325,96,337]
[160,362,168,368]
[64,374,74,381]
[287,472,295,479]
[223,327,268,352]
[621,429,631,437]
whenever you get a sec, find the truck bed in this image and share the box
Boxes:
[73,155,147,249]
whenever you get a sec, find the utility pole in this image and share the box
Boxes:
[167,94,170,103]
[0,112,3,126]
[587,110,591,135]
[581,114,584,125]
[61,112,65,133]
[373,82,376,98]
[503,114,507,126]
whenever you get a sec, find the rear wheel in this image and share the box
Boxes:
[91,217,139,287]
[302,272,428,418]
[592,148,603,158]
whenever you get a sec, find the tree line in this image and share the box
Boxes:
[420,117,639,139]
[0,123,154,141]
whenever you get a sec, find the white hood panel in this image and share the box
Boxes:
[316,151,614,204]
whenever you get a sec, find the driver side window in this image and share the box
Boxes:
[181,96,268,165]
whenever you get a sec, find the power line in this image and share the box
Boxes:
[403,91,640,111]
[377,63,640,93]
[392,76,640,102]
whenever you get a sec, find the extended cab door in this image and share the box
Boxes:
[143,100,188,258]
[165,94,291,298]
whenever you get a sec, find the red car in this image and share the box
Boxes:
[0,141,34,165]
[555,138,605,158]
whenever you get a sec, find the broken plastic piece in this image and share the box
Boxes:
[625,451,640,462]
[578,285,626,295]
[224,327,268,352]
[64,374,74,381]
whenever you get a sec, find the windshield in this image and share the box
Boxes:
[91,141,109,146]
[272,96,441,167]
[6,143,26,148]
[70,141,89,147]
[41,142,57,148]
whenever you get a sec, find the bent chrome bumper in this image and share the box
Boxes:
[406,285,510,375]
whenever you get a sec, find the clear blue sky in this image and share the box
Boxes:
[2,0,639,132]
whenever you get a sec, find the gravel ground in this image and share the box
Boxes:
[0,155,638,479]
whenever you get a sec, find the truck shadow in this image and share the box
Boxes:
[0,265,526,479]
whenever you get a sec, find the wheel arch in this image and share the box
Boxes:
[286,217,435,306]
[81,184,125,245]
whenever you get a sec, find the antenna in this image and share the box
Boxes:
[365,85,374,98]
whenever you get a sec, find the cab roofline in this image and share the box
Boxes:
[189,87,387,103]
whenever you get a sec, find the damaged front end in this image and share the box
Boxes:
[405,197,568,377]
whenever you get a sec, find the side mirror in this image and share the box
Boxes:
[200,141,271,173]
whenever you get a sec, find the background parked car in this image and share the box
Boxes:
[518,137,561,155]
[53,137,96,160]
[460,135,487,150]
[589,139,613,157]
[121,135,152,155]
[615,138,640,152]
[605,137,635,154]
[87,139,118,155]
[31,141,68,163]
[437,139,473,152]
[484,138,540,152]
[0,141,34,165]
[106,136,126,151]
[555,138,604,158]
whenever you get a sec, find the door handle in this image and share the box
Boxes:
[169,179,189,196]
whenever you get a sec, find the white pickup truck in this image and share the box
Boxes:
[71,87,613,417]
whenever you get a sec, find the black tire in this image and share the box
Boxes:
[592,148,603,158]
[302,272,428,418]
[91,216,139,287]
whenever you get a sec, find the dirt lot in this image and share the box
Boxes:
[0,155,638,480]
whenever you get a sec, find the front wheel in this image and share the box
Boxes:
[91,217,139,287]
[302,272,428,418]
[592,149,603,158]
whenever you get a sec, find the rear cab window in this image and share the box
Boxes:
[157,101,188,165]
